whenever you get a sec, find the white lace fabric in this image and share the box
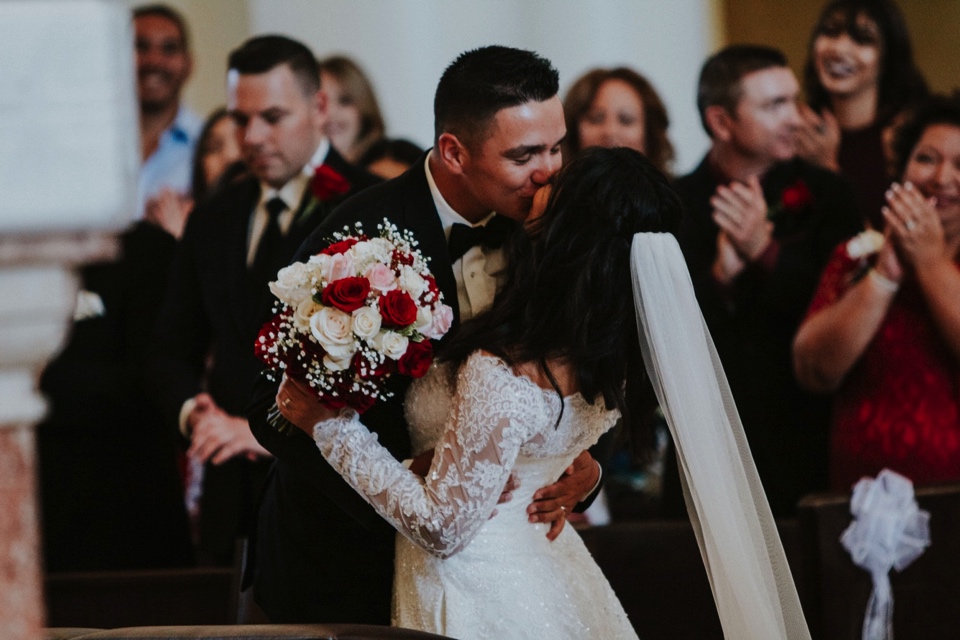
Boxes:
[315,352,553,558]
[314,351,636,639]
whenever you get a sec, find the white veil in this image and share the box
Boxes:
[631,233,811,640]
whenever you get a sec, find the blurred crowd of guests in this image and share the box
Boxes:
[37,0,959,574]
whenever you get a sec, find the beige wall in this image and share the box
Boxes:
[723,0,959,95]
[124,0,251,120]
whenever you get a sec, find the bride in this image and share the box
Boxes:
[278,147,810,639]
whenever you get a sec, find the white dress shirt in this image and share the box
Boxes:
[424,155,507,322]
[246,138,331,265]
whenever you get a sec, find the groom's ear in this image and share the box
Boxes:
[436,132,468,176]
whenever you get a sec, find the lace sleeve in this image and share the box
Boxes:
[312,353,545,558]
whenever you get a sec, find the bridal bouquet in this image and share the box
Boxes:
[256,220,453,430]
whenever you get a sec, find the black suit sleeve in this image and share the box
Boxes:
[247,183,404,531]
[149,210,214,432]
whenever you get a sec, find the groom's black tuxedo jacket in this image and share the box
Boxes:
[151,146,379,563]
[247,155,493,624]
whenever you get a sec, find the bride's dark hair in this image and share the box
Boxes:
[441,146,683,427]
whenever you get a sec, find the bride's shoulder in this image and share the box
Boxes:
[459,351,547,405]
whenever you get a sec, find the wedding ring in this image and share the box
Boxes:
[905,220,916,231]
[282,397,291,408]
[559,505,566,513]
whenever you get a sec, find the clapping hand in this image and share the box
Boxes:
[710,175,773,263]
[882,182,945,270]
[795,105,841,172]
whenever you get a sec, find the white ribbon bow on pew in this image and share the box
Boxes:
[840,469,931,640]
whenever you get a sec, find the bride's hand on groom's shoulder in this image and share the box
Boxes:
[277,375,338,436]
[527,450,600,541]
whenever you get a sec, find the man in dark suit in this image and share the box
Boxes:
[152,36,379,565]
[39,221,194,571]
[247,45,604,624]
[664,45,862,518]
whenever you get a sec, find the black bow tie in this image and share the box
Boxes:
[448,216,513,262]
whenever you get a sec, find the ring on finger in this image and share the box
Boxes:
[905,220,916,231]
[282,397,291,408]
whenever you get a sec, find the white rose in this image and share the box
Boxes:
[293,298,323,332]
[307,253,331,271]
[310,306,353,350]
[372,330,409,360]
[351,305,383,340]
[414,306,432,332]
[269,262,313,305]
[323,352,354,371]
[846,229,884,259]
[399,266,426,298]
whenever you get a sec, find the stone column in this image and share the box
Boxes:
[0,233,118,638]
[0,2,139,637]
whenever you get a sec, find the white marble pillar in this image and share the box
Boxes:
[0,2,139,637]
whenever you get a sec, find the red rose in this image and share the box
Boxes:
[322,383,377,413]
[352,352,396,379]
[392,248,415,267]
[322,276,370,312]
[254,312,288,368]
[398,340,433,378]
[320,237,359,256]
[781,180,813,211]
[311,164,351,201]
[420,275,441,304]
[378,290,418,327]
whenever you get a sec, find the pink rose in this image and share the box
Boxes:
[324,252,355,282]
[364,263,398,292]
[423,304,453,340]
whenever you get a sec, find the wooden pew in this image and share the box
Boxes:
[798,482,960,639]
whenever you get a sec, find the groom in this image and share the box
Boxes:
[247,45,602,623]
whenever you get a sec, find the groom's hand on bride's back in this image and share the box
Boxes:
[527,450,600,541]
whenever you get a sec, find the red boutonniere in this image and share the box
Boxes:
[296,164,352,224]
[311,164,351,201]
[768,179,813,220]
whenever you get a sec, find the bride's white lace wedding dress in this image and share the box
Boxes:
[312,351,639,639]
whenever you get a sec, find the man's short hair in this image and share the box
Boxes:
[228,35,320,97]
[133,4,189,52]
[696,45,789,135]
[433,45,559,147]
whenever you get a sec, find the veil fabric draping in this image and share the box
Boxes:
[631,233,811,640]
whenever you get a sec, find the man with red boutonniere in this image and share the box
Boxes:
[150,35,379,566]
[668,45,862,519]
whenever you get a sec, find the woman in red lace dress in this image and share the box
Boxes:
[794,94,960,490]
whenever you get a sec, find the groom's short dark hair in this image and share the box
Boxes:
[434,46,559,147]
[228,35,320,97]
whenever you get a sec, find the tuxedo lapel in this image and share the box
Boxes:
[396,161,460,327]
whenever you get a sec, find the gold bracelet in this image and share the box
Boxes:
[868,268,899,293]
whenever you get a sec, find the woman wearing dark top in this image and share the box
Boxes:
[797,0,928,228]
